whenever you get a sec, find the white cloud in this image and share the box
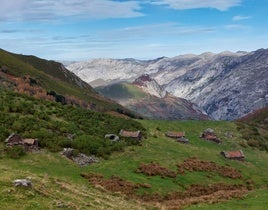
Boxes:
[0,0,143,21]
[102,22,215,41]
[150,0,241,11]
[224,24,250,30]
[232,15,251,21]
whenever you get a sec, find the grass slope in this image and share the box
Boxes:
[97,83,147,100]
[0,88,145,157]
[0,48,134,114]
[0,150,149,210]
[0,118,267,209]
[83,120,268,209]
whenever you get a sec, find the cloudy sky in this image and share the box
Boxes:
[0,0,267,61]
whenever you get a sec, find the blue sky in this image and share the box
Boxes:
[0,0,267,61]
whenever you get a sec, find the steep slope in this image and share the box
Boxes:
[0,49,138,117]
[68,49,268,120]
[96,77,209,120]
[165,49,268,120]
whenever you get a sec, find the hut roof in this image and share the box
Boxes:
[119,130,141,138]
[23,139,36,145]
[166,131,185,138]
[205,134,217,140]
[4,133,23,144]
[222,150,245,159]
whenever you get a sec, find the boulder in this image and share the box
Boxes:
[13,179,32,187]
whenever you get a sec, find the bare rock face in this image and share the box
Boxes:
[68,49,268,120]
[133,74,167,98]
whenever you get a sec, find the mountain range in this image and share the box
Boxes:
[68,49,268,120]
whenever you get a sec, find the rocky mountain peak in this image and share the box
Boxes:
[133,74,167,98]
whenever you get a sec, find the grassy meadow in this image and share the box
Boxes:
[1,119,267,209]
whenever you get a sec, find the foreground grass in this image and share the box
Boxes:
[0,120,267,209]
[84,120,268,208]
[186,188,268,210]
[0,149,150,210]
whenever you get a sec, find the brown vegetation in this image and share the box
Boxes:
[81,173,141,196]
[177,157,242,179]
[81,172,248,210]
[1,70,94,108]
[136,162,177,178]
[143,183,248,209]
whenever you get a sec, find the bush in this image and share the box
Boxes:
[247,139,260,148]
[5,146,26,159]
[0,89,147,158]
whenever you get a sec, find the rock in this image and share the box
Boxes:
[72,153,99,166]
[105,134,120,142]
[61,148,74,158]
[13,179,32,187]
[61,148,99,166]
[204,128,214,134]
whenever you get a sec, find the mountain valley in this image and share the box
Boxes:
[0,48,267,210]
[68,49,268,120]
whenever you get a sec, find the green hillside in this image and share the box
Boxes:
[83,120,268,209]
[97,83,147,100]
[1,113,267,209]
[0,49,136,116]
[0,88,145,158]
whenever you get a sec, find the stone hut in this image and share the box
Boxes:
[5,133,38,151]
[22,138,39,151]
[221,150,245,160]
[200,128,221,143]
[5,133,24,146]
[165,131,185,139]
[165,131,189,144]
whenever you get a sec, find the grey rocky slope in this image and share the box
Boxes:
[67,49,268,120]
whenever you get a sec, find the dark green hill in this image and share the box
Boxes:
[0,88,145,158]
[0,48,137,116]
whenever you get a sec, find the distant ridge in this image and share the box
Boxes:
[68,49,268,120]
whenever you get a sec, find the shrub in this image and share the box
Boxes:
[247,139,260,148]
[5,146,26,159]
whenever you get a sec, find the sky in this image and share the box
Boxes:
[0,0,267,61]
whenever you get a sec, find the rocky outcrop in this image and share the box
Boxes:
[61,148,99,166]
[133,74,167,98]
